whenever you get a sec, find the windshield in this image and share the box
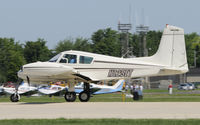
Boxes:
[49,53,61,62]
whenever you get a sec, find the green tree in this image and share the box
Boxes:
[130,31,162,57]
[130,34,140,57]
[24,39,51,63]
[55,39,74,54]
[185,33,200,67]
[55,38,92,54]
[146,31,162,56]
[73,38,92,52]
[0,38,25,82]
[91,28,121,57]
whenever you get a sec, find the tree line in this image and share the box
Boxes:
[0,28,200,82]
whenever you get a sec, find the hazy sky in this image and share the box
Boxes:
[0,0,199,49]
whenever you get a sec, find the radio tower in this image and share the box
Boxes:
[136,9,150,88]
[136,24,149,57]
[118,23,132,58]
[118,5,132,58]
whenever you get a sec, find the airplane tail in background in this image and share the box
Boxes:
[112,79,125,91]
[150,25,188,73]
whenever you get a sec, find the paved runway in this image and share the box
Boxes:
[0,102,200,119]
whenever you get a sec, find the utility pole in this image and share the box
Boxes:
[194,50,197,68]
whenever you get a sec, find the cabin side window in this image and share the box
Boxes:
[59,54,77,64]
[79,56,93,64]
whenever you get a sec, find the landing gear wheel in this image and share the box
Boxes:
[79,91,90,102]
[10,93,20,102]
[64,92,76,102]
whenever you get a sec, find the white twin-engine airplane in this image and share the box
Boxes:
[17,25,188,102]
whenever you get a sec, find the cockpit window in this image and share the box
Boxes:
[49,53,61,62]
[59,54,77,64]
[79,56,93,64]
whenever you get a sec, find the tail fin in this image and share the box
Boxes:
[112,79,125,90]
[151,25,188,73]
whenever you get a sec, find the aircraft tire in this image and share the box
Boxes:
[79,91,90,102]
[64,92,76,102]
[10,93,20,102]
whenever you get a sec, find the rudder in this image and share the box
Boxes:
[151,25,188,71]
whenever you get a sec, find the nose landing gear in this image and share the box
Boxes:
[10,93,20,102]
[10,81,21,102]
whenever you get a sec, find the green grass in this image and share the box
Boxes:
[143,88,200,93]
[1,89,200,103]
[0,119,200,125]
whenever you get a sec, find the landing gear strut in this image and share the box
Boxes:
[79,82,90,102]
[10,80,21,102]
[64,82,76,102]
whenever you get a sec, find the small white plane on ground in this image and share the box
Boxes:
[38,79,125,98]
[0,85,4,96]
[74,79,125,95]
[3,82,38,102]
[17,25,188,102]
[38,84,65,96]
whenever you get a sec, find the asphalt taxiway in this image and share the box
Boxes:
[0,102,200,119]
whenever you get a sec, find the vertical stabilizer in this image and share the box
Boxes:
[112,79,125,90]
[152,25,188,72]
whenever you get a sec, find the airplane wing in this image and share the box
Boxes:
[38,85,66,96]
[3,87,38,96]
[20,89,38,96]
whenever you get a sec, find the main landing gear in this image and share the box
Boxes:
[79,83,90,102]
[64,82,91,102]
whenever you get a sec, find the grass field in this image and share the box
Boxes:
[0,119,200,125]
[1,89,200,102]
[0,89,200,124]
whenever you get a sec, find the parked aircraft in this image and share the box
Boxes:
[17,25,188,102]
[74,79,125,95]
[38,84,65,96]
[0,85,4,96]
[39,79,125,99]
[3,82,38,102]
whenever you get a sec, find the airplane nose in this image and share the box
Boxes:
[18,62,76,79]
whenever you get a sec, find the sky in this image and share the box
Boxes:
[0,0,199,49]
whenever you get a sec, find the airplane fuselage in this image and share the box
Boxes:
[18,50,174,83]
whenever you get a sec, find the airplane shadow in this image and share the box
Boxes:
[19,102,63,105]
